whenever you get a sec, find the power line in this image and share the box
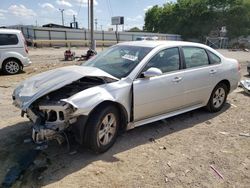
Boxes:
[88,0,90,30]
[108,0,113,16]
[77,0,84,16]
[106,0,112,18]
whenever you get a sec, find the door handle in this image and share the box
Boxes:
[209,69,217,74]
[172,77,182,83]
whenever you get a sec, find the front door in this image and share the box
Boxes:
[133,47,185,121]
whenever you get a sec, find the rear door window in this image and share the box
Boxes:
[182,47,209,68]
[0,34,19,46]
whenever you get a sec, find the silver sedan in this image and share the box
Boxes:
[13,41,241,153]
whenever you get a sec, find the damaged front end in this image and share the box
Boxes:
[23,76,110,144]
[13,66,119,145]
[27,101,76,143]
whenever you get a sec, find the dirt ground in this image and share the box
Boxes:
[0,47,249,188]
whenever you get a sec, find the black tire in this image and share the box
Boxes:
[206,83,228,112]
[2,59,21,75]
[84,105,120,153]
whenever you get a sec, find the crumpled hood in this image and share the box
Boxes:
[13,65,118,110]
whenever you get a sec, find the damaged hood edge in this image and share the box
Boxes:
[13,65,118,110]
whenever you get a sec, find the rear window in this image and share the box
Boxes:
[0,34,19,46]
[183,47,209,68]
[207,50,221,64]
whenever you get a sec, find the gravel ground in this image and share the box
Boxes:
[0,47,249,188]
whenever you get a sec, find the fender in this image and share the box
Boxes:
[62,79,133,121]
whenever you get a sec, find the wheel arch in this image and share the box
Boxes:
[76,100,129,145]
[216,79,230,93]
[2,57,23,69]
[89,100,129,131]
[206,79,230,112]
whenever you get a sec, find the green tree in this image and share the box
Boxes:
[226,4,250,37]
[144,5,162,32]
[143,0,250,40]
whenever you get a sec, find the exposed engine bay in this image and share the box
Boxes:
[24,77,108,144]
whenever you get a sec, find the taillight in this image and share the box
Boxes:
[25,43,28,54]
[21,32,28,54]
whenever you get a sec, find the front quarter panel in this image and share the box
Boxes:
[62,79,132,120]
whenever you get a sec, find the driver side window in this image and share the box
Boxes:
[143,47,180,73]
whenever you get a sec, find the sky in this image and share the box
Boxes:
[0,0,174,31]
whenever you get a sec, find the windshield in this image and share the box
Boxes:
[83,45,153,79]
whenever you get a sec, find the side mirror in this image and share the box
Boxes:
[142,67,162,78]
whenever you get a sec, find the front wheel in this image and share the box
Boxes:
[84,105,119,153]
[206,83,228,112]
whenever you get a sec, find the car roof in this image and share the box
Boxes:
[118,40,209,49]
[0,29,21,34]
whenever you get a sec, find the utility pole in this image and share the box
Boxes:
[94,18,98,31]
[115,24,118,43]
[59,9,65,26]
[73,15,76,26]
[100,25,103,31]
[90,0,95,50]
[71,15,77,28]
[87,0,90,30]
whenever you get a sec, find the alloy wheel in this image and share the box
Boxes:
[212,87,226,108]
[98,113,117,146]
[5,61,20,74]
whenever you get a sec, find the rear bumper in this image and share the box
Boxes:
[22,57,32,67]
[229,71,241,93]
[230,80,239,93]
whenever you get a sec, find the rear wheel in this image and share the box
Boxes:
[206,83,228,112]
[2,59,21,75]
[84,105,119,153]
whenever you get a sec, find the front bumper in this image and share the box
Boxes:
[26,102,77,143]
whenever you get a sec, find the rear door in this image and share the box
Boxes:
[133,47,186,121]
[179,46,221,107]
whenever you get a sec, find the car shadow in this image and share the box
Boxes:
[59,58,85,63]
[243,74,250,78]
[0,70,26,76]
[0,104,230,187]
[238,90,250,96]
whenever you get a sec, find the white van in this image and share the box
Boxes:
[0,29,31,74]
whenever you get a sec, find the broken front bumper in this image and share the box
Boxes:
[27,102,77,143]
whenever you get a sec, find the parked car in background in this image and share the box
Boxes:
[136,36,158,41]
[0,29,31,74]
[13,41,240,153]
